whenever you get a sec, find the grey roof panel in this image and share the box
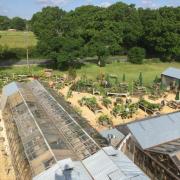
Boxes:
[103,147,149,180]
[33,160,92,180]
[162,67,180,79]
[82,146,149,180]
[127,112,180,149]
[83,149,121,180]
[100,128,125,141]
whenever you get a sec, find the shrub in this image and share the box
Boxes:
[98,114,112,126]
[0,46,41,60]
[66,89,73,99]
[128,47,146,64]
[102,97,112,108]
[79,97,98,109]
[68,67,77,80]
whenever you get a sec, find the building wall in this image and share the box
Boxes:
[161,75,177,87]
[121,137,180,180]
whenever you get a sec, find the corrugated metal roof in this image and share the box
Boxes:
[82,146,149,180]
[162,67,180,79]
[83,149,122,180]
[33,160,92,180]
[127,112,180,149]
[103,147,149,180]
[34,146,149,180]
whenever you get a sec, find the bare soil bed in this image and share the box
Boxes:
[59,86,178,132]
[0,110,15,180]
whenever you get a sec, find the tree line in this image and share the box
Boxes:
[0,2,180,66]
[0,16,26,30]
[30,2,180,68]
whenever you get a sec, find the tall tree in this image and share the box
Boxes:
[10,17,26,30]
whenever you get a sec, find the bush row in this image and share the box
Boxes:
[0,46,43,60]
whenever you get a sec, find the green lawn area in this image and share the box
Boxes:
[0,31,37,48]
[0,66,44,76]
[76,62,180,85]
[1,62,180,85]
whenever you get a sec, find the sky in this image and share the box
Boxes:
[0,0,180,19]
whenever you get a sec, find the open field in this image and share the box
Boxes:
[0,31,37,48]
[1,62,180,84]
[77,62,180,85]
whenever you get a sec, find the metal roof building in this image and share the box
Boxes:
[161,67,180,87]
[118,112,180,180]
[83,146,149,180]
[127,112,180,150]
[1,80,149,180]
[162,67,180,80]
[33,159,92,180]
[34,146,149,180]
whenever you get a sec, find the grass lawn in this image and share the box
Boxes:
[1,62,180,85]
[76,62,180,85]
[0,66,44,76]
[0,31,37,48]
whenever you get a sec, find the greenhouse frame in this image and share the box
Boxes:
[1,80,100,179]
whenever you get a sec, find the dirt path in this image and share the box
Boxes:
[0,110,15,180]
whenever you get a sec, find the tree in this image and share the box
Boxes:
[108,2,143,48]
[139,72,143,86]
[175,91,180,101]
[10,17,26,30]
[139,7,180,60]
[128,47,145,64]
[68,67,77,80]
[153,75,159,83]
[0,16,11,30]
[96,45,109,67]
[29,4,180,67]
[122,73,126,82]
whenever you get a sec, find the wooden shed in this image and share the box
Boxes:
[161,67,180,88]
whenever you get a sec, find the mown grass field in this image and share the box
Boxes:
[76,62,180,85]
[0,31,37,48]
[1,62,180,85]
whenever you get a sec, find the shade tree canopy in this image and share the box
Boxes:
[28,3,180,67]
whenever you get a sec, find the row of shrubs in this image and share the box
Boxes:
[0,46,43,60]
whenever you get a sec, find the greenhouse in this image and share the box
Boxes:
[1,80,100,179]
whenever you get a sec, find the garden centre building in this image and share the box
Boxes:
[161,67,180,87]
[1,80,148,180]
[118,112,180,180]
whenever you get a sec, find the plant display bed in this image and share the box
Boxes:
[119,82,129,93]
[139,99,160,114]
[101,97,112,108]
[148,83,164,100]
[71,78,94,93]
[98,114,112,127]
[79,97,102,114]
[112,103,138,119]
[167,101,180,109]
[92,88,100,95]
[106,92,129,97]
[133,86,147,96]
